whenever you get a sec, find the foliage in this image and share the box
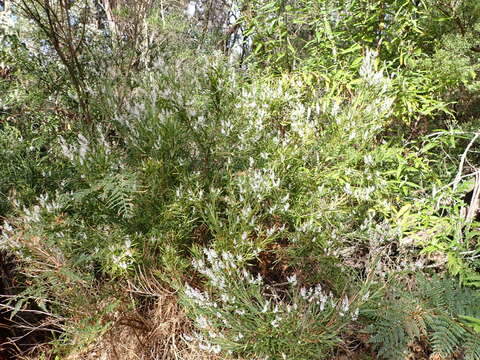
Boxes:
[180,248,370,359]
[0,0,479,359]
[366,275,480,359]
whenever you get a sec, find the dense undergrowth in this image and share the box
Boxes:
[0,0,479,359]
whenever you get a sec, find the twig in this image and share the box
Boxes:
[433,170,480,199]
[466,171,480,223]
[453,132,479,191]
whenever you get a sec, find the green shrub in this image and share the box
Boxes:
[180,247,371,359]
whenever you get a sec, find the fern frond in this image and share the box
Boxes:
[70,171,139,219]
[465,335,480,360]
[370,319,409,359]
[99,172,138,219]
[427,315,466,357]
[368,298,425,359]
[367,276,480,359]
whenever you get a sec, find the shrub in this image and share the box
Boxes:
[180,248,371,359]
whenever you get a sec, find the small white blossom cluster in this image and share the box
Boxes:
[0,190,67,252]
[295,219,323,235]
[343,182,377,201]
[0,7,15,28]
[235,166,281,201]
[183,330,223,355]
[182,249,268,354]
[59,134,89,165]
[0,220,16,249]
[182,247,368,357]
[22,205,42,223]
[184,284,215,307]
[327,50,394,144]
[192,248,259,291]
[298,284,363,321]
[59,128,116,169]
[299,284,333,311]
[360,49,390,90]
[36,193,63,214]
[289,103,317,142]
[231,77,310,153]
[108,237,135,272]
[6,192,64,228]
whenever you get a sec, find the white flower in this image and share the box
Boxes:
[196,316,210,329]
[344,183,352,195]
[241,269,251,280]
[192,258,205,270]
[78,133,89,163]
[204,248,218,262]
[364,154,374,166]
[199,343,209,351]
[220,294,235,303]
[234,332,244,341]
[235,309,246,316]
[261,301,270,313]
[211,344,221,354]
[182,334,194,342]
[3,222,13,232]
[266,227,275,237]
[352,307,359,321]
[222,251,234,262]
[313,284,323,297]
[318,294,328,311]
[287,274,297,285]
[271,316,282,328]
[184,285,209,305]
[241,232,248,241]
[339,296,350,316]
[249,273,263,285]
[300,287,308,299]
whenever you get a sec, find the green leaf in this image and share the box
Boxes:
[460,316,480,333]
[10,298,25,320]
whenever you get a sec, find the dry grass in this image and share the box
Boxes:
[64,276,223,360]
[1,239,228,360]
